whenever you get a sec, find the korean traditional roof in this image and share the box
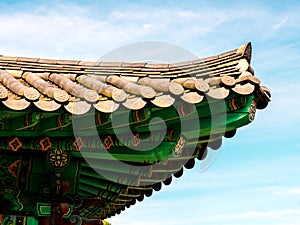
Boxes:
[0,42,271,223]
[0,42,270,115]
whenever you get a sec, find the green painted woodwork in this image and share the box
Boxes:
[0,93,248,137]
[36,204,51,216]
[0,92,257,222]
[0,216,38,225]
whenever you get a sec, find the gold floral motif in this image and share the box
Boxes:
[49,149,69,168]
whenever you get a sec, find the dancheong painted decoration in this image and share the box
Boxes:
[0,42,270,225]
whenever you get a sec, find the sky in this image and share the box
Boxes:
[1,0,300,224]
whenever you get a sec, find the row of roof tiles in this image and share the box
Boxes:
[0,42,265,114]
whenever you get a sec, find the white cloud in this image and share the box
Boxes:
[198,209,300,224]
[272,187,300,196]
[272,18,289,31]
[108,194,300,225]
[108,154,300,224]
[0,2,299,64]
[0,3,290,60]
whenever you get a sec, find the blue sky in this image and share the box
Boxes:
[1,1,300,224]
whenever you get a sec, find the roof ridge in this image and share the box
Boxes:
[0,42,250,68]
